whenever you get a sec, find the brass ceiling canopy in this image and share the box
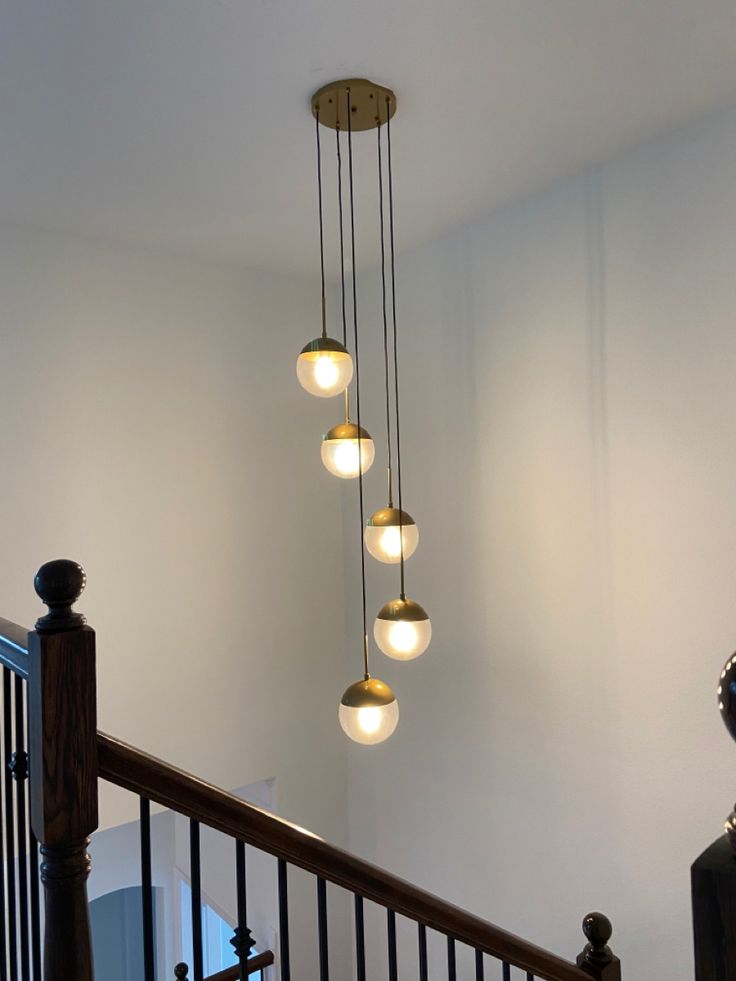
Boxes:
[311,78,397,132]
[340,677,396,708]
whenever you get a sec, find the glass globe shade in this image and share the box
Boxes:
[296,338,353,397]
[339,677,399,745]
[321,422,375,479]
[364,508,419,564]
[374,597,431,660]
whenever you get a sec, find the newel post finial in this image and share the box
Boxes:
[174,965,189,980]
[29,558,97,981]
[34,559,86,632]
[577,913,621,980]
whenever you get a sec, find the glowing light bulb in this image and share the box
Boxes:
[357,706,382,735]
[364,508,419,564]
[339,677,399,745]
[321,424,375,479]
[334,441,360,475]
[296,339,353,397]
[380,527,402,558]
[314,355,340,391]
[387,621,418,655]
[374,597,431,660]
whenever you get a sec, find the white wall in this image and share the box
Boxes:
[342,106,736,981]
[0,223,351,971]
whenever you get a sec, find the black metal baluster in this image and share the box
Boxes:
[475,949,484,981]
[317,877,329,981]
[233,840,254,981]
[277,859,291,981]
[140,798,155,981]
[28,825,40,981]
[11,676,28,981]
[0,671,7,981]
[354,895,366,981]
[27,670,39,981]
[527,974,534,981]
[3,669,17,981]
[387,909,398,981]
[190,820,203,981]
[447,937,456,981]
[418,923,428,981]
[502,963,511,981]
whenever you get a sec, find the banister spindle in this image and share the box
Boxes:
[387,909,397,981]
[232,840,255,981]
[475,948,484,981]
[29,826,42,981]
[3,668,17,981]
[417,923,427,981]
[29,560,97,981]
[140,798,155,981]
[502,962,510,981]
[576,913,621,981]
[0,678,6,981]
[11,674,30,981]
[278,859,291,981]
[447,937,456,981]
[354,895,366,981]
[190,820,204,981]
[317,877,329,981]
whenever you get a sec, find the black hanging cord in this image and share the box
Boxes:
[336,128,348,349]
[316,110,327,338]
[386,101,406,598]
[377,122,394,508]
[346,87,370,677]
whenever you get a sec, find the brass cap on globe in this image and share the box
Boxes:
[366,507,415,528]
[324,421,371,442]
[340,677,396,708]
[299,336,350,356]
[376,597,429,623]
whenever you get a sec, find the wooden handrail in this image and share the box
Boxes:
[204,950,275,981]
[0,618,30,679]
[98,732,589,981]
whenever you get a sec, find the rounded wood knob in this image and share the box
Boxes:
[718,653,736,743]
[174,965,189,980]
[582,912,613,949]
[34,559,86,632]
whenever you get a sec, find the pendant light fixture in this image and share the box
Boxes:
[321,392,376,479]
[296,113,353,397]
[370,100,432,661]
[311,80,400,744]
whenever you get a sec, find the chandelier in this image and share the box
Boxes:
[296,79,431,744]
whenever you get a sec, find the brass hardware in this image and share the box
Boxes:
[376,597,429,623]
[366,507,416,528]
[323,421,372,441]
[299,337,351,356]
[312,78,397,133]
[340,677,396,708]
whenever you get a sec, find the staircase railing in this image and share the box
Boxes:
[0,560,622,981]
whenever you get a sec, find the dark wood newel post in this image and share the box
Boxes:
[691,651,736,979]
[576,913,621,981]
[29,559,97,981]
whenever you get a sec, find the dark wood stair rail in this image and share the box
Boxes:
[0,560,621,981]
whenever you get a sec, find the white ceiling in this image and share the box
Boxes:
[1,0,736,278]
